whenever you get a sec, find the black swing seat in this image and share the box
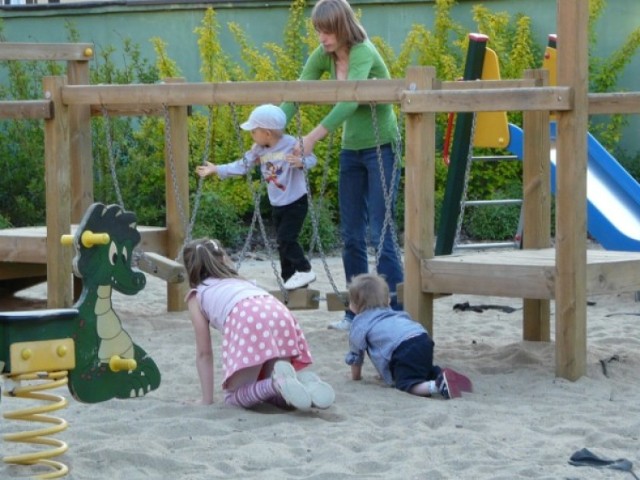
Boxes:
[0,308,78,324]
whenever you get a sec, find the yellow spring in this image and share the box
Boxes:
[2,371,70,479]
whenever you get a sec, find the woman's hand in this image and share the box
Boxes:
[295,125,329,157]
[286,153,304,169]
[196,161,217,178]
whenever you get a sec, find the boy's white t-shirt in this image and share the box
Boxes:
[215,134,317,207]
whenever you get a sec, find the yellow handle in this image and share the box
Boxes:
[60,231,110,248]
[60,235,74,246]
[109,355,137,372]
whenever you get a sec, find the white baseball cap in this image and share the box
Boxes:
[240,104,287,131]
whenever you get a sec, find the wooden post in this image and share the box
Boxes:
[555,0,589,380]
[522,69,551,342]
[43,76,73,308]
[403,67,436,334]
[67,58,94,223]
[164,79,189,312]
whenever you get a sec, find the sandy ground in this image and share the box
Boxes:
[1,252,639,479]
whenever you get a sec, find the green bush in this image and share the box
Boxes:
[0,213,11,228]
[300,198,339,253]
[1,0,639,247]
[190,191,244,248]
[463,183,523,241]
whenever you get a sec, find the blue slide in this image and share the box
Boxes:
[507,122,640,251]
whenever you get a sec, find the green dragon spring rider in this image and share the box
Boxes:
[0,202,161,404]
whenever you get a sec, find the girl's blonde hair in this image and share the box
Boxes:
[181,238,240,287]
[311,0,367,49]
[348,273,390,312]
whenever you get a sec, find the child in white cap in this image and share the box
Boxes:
[197,104,317,290]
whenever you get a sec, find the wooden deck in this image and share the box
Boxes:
[0,224,169,263]
[422,248,640,299]
[0,225,169,295]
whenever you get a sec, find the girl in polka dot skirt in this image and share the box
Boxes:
[182,238,335,411]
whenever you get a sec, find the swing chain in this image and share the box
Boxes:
[370,102,403,270]
[230,103,253,268]
[189,106,216,243]
[101,105,125,208]
[101,105,152,269]
[293,104,343,299]
[453,113,478,248]
[308,129,334,256]
[162,105,190,244]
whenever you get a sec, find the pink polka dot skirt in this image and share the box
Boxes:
[221,295,312,386]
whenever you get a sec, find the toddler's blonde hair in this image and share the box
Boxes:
[348,273,390,312]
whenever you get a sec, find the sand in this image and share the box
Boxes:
[1,253,640,479]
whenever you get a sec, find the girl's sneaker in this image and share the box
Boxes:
[272,361,312,411]
[296,370,335,409]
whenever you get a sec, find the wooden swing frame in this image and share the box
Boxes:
[3,1,640,379]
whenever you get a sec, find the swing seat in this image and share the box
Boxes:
[326,291,349,311]
[270,288,320,310]
[137,252,186,284]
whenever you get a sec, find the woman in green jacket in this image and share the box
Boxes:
[281,0,404,330]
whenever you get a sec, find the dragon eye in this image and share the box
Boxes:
[109,242,117,265]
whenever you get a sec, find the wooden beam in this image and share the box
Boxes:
[402,87,572,113]
[0,43,94,61]
[67,59,93,223]
[89,104,168,117]
[0,263,47,281]
[522,69,551,342]
[588,92,640,115]
[163,79,189,312]
[555,0,589,381]
[441,79,537,90]
[43,76,73,308]
[421,249,640,300]
[62,79,406,106]
[62,81,574,114]
[0,100,52,120]
[0,225,168,263]
[403,66,436,334]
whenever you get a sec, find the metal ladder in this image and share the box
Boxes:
[453,154,524,251]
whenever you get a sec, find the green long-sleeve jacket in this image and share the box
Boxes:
[281,39,398,151]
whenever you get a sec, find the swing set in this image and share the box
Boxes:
[3,0,640,382]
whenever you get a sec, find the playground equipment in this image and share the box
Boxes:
[1,0,639,382]
[0,44,184,312]
[439,33,523,252]
[1,202,160,478]
[506,35,640,252]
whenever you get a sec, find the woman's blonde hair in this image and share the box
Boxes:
[311,0,367,49]
[181,238,240,287]
[348,273,390,312]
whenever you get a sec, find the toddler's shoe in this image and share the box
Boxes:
[442,367,473,393]
[436,369,462,399]
[296,370,335,409]
[272,361,312,411]
[283,270,316,290]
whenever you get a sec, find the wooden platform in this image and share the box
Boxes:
[421,248,640,299]
[0,225,169,295]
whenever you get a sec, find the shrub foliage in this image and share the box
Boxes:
[0,0,638,248]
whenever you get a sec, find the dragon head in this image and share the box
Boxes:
[72,203,146,295]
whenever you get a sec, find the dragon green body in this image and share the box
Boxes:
[0,203,161,403]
